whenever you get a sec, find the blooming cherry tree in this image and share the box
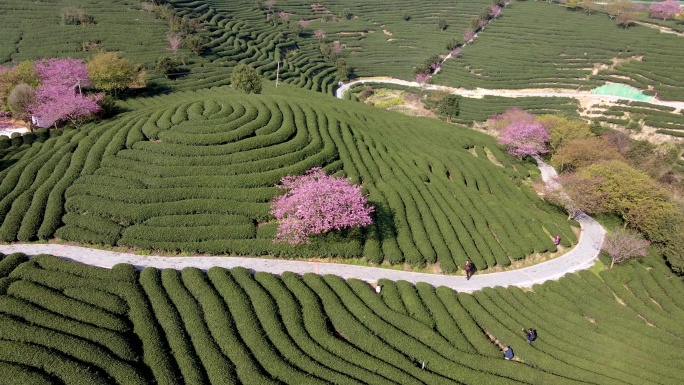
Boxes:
[314,29,325,40]
[278,11,290,22]
[487,107,536,131]
[497,119,549,158]
[271,167,374,245]
[166,33,182,57]
[489,5,503,18]
[463,29,475,43]
[415,72,430,84]
[649,0,682,20]
[35,58,90,90]
[31,85,101,128]
[31,57,101,128]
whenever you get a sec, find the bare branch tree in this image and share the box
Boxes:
[603,228,650,269]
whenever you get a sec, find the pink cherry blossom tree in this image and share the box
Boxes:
[487,107,536,132]
[649,0,682,20]
[271,167,374,245]
[415,72,430,84]
[314,29,325,40]
[298,19,309,29]
[166,32,182,58]
[489,5,503,18]
[278,11,290,23]
[497,120,549,158]
[34,58,90,91]
[31,85,101,128]
[31,57,102,128]
[463,29,475,43]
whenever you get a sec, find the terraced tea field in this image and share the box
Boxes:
[200,0,495,78]
[0,84,574,271]
[0,0,168,67]
[434,2,684,101]
[0,253,682,384]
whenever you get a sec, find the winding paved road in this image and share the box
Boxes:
[0,159,605,292]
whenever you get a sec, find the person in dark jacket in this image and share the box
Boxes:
[523,328,537,344]
[464,260,473,280]
[503,345,514,360]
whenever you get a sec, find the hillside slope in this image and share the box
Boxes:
[0,84,574,271]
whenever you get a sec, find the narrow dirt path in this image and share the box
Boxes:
[0,159,605,292]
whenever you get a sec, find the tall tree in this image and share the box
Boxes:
[552,137,623,172]
[603,228,650,269]
[605,0,637,19]
[31,85,101,128]
[561,160,676,230]
[487,107,536,132]
[87,52,145,96]
[649,0,682,20]
[34,58,89,90]
[438,94,461,122]
[7,83,35,124]
[0,61,39,110]
[271,167,374,245]
[230,63,262,94]
[537,115,593,153]
[497,121,549,158]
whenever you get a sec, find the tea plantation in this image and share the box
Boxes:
[0,252,682,384]
[0,83,574,272]
[0,1,683,384]
[434,1,684,101]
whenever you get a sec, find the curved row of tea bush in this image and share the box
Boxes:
[166,0,498,86]
[596,101,684,138]
[434,2,684,101]
[0,0,168,66]
[0,253,682,384]
[0,86,574,271]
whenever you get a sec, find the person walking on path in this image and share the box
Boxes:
[523,328,537,344]
[503,346,514,360]
[464,260,473,280]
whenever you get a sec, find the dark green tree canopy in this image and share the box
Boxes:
[438,94,461,122]
[230,64,262,94]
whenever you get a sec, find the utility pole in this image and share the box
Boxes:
[275,60,280,87]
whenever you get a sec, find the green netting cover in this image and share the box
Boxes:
[591,84,655,102]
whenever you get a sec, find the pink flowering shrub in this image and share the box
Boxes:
[271,167,374,245]
[497,120,549,158]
